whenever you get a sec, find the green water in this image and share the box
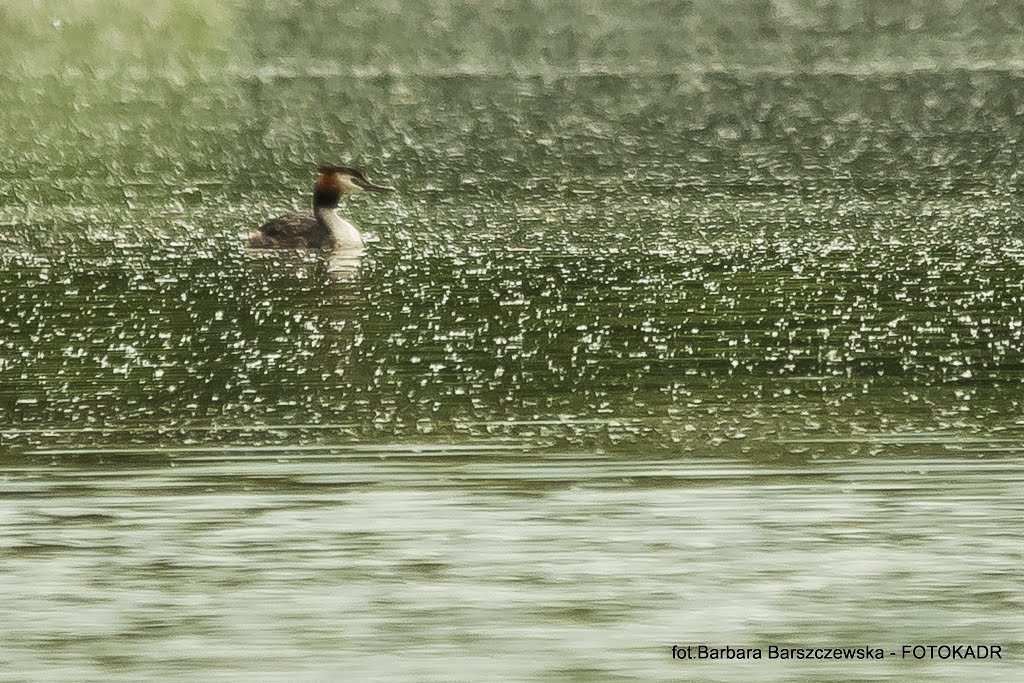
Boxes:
[1,2,1023,681]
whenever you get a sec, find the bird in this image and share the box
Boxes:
[248,165,395,249]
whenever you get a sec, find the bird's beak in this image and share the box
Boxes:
[355,178,396,193]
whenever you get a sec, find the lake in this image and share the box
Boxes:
[1,2,1022,680]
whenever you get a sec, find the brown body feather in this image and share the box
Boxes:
[248,211,333,249]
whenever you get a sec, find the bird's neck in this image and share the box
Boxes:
[313,186,342,208]
[315,206,363,250]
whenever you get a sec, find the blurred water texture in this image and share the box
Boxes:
[1,1,1023,681]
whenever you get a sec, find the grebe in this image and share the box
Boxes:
[248,165,394,249]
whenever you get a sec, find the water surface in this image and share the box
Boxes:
[1,3,1023,680]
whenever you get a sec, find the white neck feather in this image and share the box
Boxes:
[317,207,364,250]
